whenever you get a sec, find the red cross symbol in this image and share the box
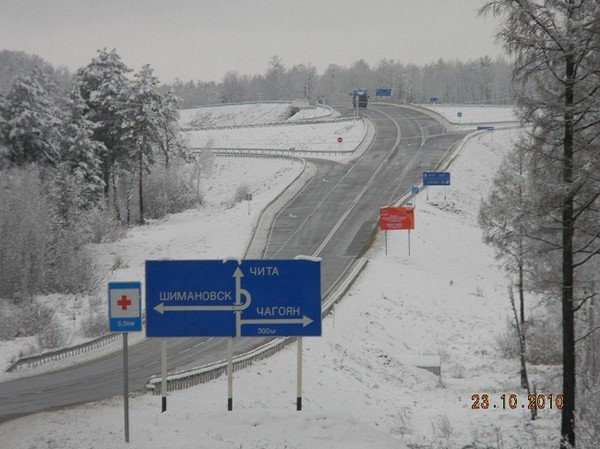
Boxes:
[117,295,132,310]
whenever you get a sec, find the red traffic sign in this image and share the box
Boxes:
[380,206,415,230]
[337,136,343,143]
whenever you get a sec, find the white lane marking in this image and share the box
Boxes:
[271,118,381,257]
[313,107,406,256]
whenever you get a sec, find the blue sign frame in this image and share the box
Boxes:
[146,259,322,338]
[108,282,142,332]
[376,88,393,97]
[423,172,451,186]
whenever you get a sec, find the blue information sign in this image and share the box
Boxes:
[412,186,420,195]
[146,259,322,338]
[429,97,439,104]
[108,282,142,332]
[423,172,451,186]
[376,88,393,97]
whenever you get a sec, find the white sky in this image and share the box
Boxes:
[0,0,504,83]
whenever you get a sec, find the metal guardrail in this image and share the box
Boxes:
[146,257,369,394]
[6,332,121,372]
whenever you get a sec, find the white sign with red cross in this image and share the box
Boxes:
[108,282,142,332]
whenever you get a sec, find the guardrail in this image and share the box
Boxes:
[6,332,121,372]
[146,257,369,394]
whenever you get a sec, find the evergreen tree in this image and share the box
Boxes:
[59,87,106,204]
[0,67,63,166]
[118,64,164,224]
[158,89,189,167]
[74,48,131,199]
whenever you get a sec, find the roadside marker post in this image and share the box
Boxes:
[227,337,233,411]
[108,281,142,444]
[161,340,167,412]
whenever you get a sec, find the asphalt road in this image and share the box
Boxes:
[0,103,467,423]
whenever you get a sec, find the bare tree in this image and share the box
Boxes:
[481,1,600,446]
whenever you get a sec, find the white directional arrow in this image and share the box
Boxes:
[153,300,249,315]
[240,315,313,328]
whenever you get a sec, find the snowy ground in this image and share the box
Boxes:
[420,105,518,124]
[185,118,366,153]
[1,120,561,446]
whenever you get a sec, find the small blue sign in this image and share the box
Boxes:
[457,112,463,118]
[412,186,420,195]
[108,282,142,332]
[376,88,393,97]
[429,97,439,104]
[477,125,495,130]
[423,172,451,186]
[146,260,322,338]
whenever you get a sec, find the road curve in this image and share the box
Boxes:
[0,104,467,423]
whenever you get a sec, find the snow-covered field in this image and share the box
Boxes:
[420,105,518,124]
[1,121,560,447]
[185,118,366,153]
[179,103,293,128]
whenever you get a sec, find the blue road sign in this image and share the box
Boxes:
[477,125,495,130]
[376,88,393,97]
[429,97,439,104]
[108,282,142,332]
[412,186,420,195]
[146,259,322,338]
[457,112,463,118]
[423,171,451,186]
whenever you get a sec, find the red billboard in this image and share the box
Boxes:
[380,206,414,230]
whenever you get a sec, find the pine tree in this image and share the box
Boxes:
[0,67,63,166]
[59,87,106,204]
[74,48,131,201]
[158,90,189,167]
[118,64,164,224]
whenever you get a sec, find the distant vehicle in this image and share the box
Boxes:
[352,89,368,108]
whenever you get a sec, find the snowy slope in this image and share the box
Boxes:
[185,119,365,153]
[287,105,339,121]
[0,127,560,447]
[179,103,293,128]
[420,105,518,124]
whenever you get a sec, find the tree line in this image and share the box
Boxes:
[163,55,515,107]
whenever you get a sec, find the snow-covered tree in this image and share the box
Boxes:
[157,89,189,167]
[118,64,164,224]
[0,67,63,166]
[74,48,131,200]
[481,1,600,446]
[59,87,105,204]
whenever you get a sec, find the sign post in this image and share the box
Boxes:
[297,336,303,410]
[227,337,233,411]
[161,340,167,412]
[246,193,253,216]
[380,206,415,256]
[423,172,451,202]
[108,281,142,444]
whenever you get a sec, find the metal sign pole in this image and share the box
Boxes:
[123,333,130,443]
[161,339,167,412]
[297,337,303,411]
[385,230,388,255]
[408,230,411,256]
[227,337,233,411]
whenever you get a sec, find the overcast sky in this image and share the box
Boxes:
[0,0,504,83]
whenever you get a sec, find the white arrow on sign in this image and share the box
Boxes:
[153,298,250,315]
[240,316,313,328]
